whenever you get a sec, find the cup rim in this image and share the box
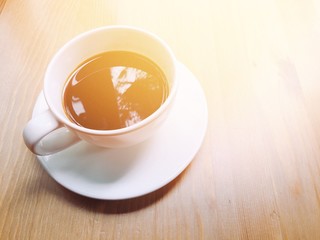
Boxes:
[44,25,178,136]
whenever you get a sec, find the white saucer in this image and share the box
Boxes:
[33,62,208,200]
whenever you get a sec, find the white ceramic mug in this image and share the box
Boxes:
[23,26,178,156]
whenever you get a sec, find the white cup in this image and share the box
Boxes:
[23,26,178,156]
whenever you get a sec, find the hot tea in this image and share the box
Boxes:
[62,51,169,130]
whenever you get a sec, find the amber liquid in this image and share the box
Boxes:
[62,51,169,130]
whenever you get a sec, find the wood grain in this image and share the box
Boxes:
[0,0,7,14]
[1,0,320,239]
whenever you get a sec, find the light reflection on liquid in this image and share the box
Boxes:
[63,51,168,130]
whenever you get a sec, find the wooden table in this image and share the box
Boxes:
[1,0,320,239]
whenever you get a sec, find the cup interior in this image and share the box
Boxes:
[44,26,177,133]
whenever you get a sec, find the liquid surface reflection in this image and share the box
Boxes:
[63,51,168,130]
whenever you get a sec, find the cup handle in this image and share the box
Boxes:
[23,109,80,156]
